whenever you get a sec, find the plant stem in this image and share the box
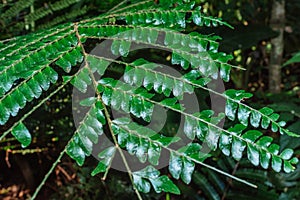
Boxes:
[74,23,143,200]
[31,147,67,199]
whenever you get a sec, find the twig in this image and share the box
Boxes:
[108,0,130,13]
[221,162,240,200]
[57,165,72,181]
[74,23,143,200]
[5,149,11,168]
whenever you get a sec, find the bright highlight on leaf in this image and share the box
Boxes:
[133,166,181,195]
[11,122,31,148]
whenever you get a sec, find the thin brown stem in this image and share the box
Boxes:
[74,23,143,200]
[221,162,240,200]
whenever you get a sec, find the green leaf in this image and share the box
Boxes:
[27,78,42,99]
[231,137,246,161]
[220,63,231,82]
[149,175,181,195]
[11,90,26,110]
[55,57,71,73]
[135,139,149,163]
[271,156,282,173]
[219,132,232,156]
[181,158,195,184]
[133,174,151,193]
[269,113,280,121]
[87,55,110,75]
[261,116,271,129]
[184,116,198,140]
[242,130,262,142]
[80,97,97,107]
[237,105,251,126]
[44,67,58,84]
[283,51,300,66]
[260,150,271,169]
[192,9,202,25]
[134,165,160,179]
[247,144,260,166]
[271,122,278,132]
[79,124,98,143]
[133,166,180,194]
[173,79,184,97]
[256,136,273,169]
[34,71,50,91]
[19,83,35,102]
[250,110,261,128]
[0,103,10,125]
[148,142,161,166]
[169,152,182,179]
[11,122,31,148]
[2,95,19,117]
[111,40,131,56]
[111,90,123,110]
[259,107,274,115]
[283,161,295,173]
[119,40,131,57]
[111,40,121,55]
[71,68,92,93]
[66,134,86,166]
[168,144,201,184]
[225,99,238,121]
[78,133,93,156]
[91,146,116,176]
[91,162,107,176]
[205,127,220,150]
[154,136,180,146]
[225,89,253,101]
[280,149,294,160]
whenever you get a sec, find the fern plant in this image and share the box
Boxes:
[0,0,90,39]
[0,0,299,199]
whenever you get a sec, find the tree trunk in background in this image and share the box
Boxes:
[269,0,285,93]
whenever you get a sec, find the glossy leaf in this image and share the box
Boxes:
[133,166,180,194]
[11,122,31,148]
[91,146,116,176]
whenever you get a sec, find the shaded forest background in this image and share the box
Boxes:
[0,0,300,199]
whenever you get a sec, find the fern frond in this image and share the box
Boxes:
[85,5,233,30]
[84,53,295,139]
[0,0,87,39]
[78,25,236,80]
[0,39,81,124]
[193,171,221,200]
[25,0,81,23]
[67,100,106,166]
[93,77,298,173]
[109,0,155,14]
[108,119,257,188]
[224,89,298,137]
[0,0,34,19]
[0,74,70,143]
[112,118,180,165]
[0,1,299,199]
[0,66,58,122]
[192,159,279,200]
[37,7,88,30]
